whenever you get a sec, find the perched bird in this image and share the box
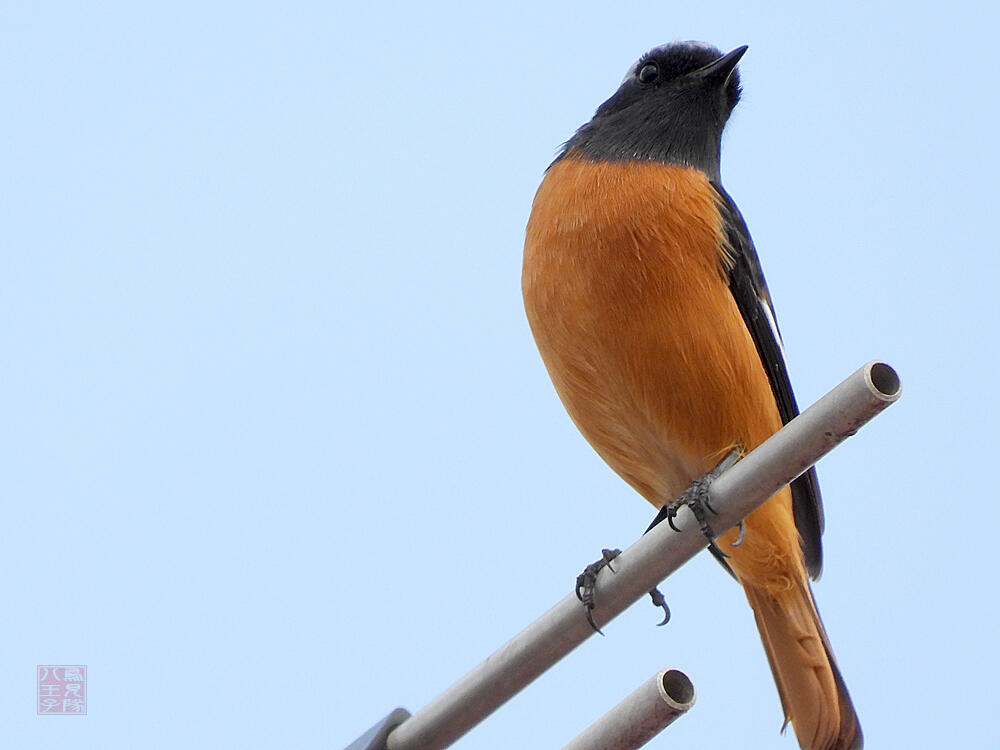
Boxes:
[522,42,862,750]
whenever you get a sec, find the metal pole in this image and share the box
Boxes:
[383,361,901,750]
[561,669,695,750]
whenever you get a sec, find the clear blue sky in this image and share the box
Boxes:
[2,2,995,748]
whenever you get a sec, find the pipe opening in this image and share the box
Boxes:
[660,669,695,705]
[869,362,900,398]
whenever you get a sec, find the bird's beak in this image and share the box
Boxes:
[694,45,748,84]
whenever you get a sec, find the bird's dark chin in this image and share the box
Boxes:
[560,96,726,180]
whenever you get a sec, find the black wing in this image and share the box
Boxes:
[712,183,824,579]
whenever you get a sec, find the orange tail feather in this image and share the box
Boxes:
[744,582,863,750]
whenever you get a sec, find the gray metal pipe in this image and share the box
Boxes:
[385,361,900,750]
[561,669,696,750]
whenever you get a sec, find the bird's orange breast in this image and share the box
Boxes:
[523,156,799,584]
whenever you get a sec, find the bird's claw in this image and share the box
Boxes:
[575,548,622,635]
[665,507,681,533]
[703,487,720,515]
[649,449,742,553]
[648,586,671,626]
[731,520,746,547]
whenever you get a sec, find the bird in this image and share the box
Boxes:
[521,42,862,750]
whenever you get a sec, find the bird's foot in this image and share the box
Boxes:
[575,548,621,635]
[645,449,742,558]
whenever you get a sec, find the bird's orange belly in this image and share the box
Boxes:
[523,156,803,589]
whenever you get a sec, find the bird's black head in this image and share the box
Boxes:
[560,42,747,181]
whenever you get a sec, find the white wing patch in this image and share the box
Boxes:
[758,295,786,357]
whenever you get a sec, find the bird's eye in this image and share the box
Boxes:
[637,62,659,84]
